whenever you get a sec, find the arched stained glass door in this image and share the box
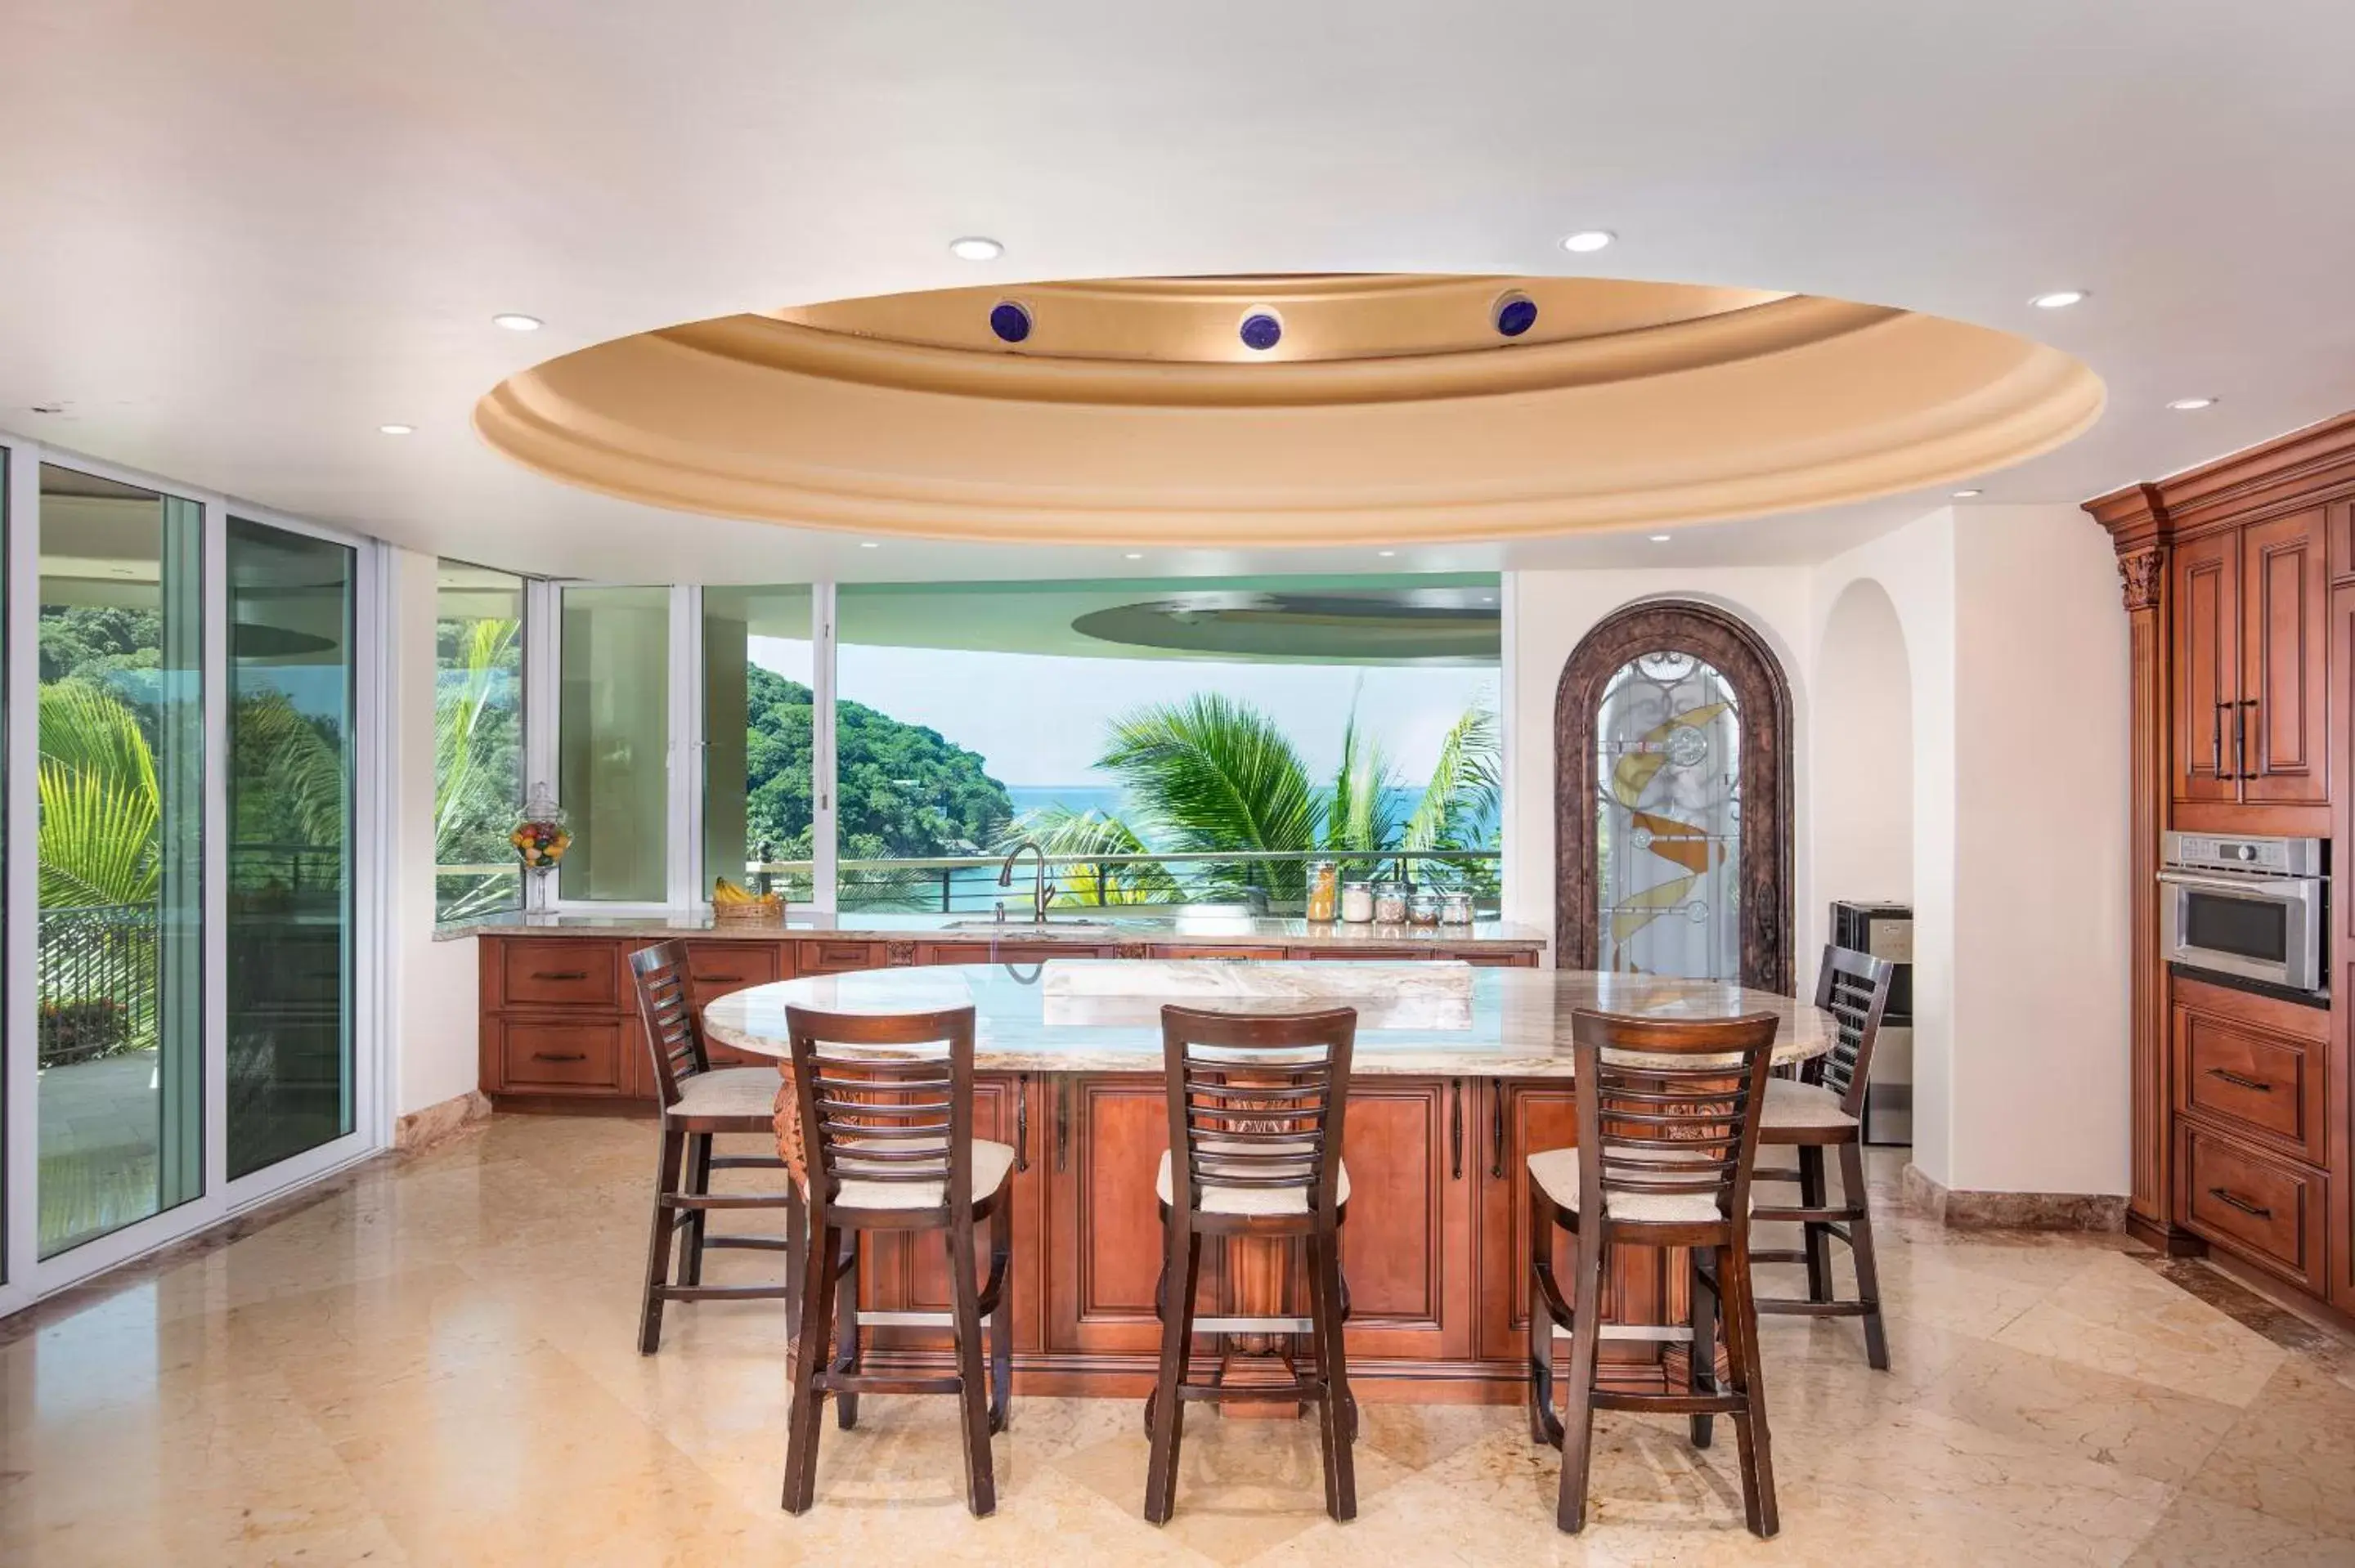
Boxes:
[1556,603,1792,993]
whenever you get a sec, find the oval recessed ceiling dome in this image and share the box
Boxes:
[476,272,2103,547]
[1073,587,1500,663]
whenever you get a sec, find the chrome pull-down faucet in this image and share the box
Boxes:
[998,840,1052,924]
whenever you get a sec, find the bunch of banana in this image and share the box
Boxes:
[712,876,783,914]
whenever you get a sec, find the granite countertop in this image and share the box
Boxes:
[704,960,1828,1077]
[440,908,1547,952]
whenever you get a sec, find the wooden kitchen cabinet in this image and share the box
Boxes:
[1042,1073,1222,1355]
[2239,508,2330,805]
[2169,508,2329,809]
[1334,1077,1474,1363]
[2173,530,2240,804]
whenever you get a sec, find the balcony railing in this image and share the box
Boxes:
[37,903,158,1068]
[437,848,1501,918]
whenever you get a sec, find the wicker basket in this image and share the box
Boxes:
[711,898,785,926]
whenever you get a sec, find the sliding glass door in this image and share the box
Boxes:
[226,517,355,1177]
[33,464,205,1257]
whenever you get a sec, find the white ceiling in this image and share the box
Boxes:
[2,2,2350,584]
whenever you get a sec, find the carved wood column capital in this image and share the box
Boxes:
[2117,547,2166,613]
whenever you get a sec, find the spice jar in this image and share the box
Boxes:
[1340,880,1375,923]
[1408,889,1442,926]
[1305,861,1339,922]
[1372,880,1410,924]
[1438,890,1475,926]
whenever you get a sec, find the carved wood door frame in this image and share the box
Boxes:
[1554,600,1794,994]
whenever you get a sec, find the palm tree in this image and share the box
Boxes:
[37,679,160,907]
[1008,689,1500,910]
[433,616,523,918]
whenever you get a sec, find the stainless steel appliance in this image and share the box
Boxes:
[2159,832,2328,997]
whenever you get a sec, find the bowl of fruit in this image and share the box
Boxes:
[712,876,785,925]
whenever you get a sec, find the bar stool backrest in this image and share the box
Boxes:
[786,1004,977,1220]
[1570,1009,1781,1228]
[630,940,707,1112]
[1160,1005,1356,1222]
[1810,946,1896,1118]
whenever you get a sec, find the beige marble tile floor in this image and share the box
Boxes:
[4,1117,2353,1566]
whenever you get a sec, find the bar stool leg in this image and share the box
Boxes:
[833,1237,862,1431]
[1840,1140,1890,1370]
[1306,1232,1357,1522]
[1143,1225,1202,1525]
[948,1216,998,1517]
[1689,1245,1719,1449]
[781,1223,842,1515]
[784,1183,807,1350]
[638,1124,688,1355]
[1554,1229,1606,1534]
[1527,1192,1562,1448]
[1797,1145,1832,1304]
[1720,1242,1779,1539]
[986,1195,1014,1434]
[679,1132,715,1288]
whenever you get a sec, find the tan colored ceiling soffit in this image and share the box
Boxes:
[475,274,2104,547]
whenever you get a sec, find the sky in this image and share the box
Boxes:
[751,636,1496,788]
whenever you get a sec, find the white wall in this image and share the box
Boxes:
[388,546,482,1118]
[1811,580,1913,911]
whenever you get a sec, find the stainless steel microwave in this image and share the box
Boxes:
[2159,833,2328,996]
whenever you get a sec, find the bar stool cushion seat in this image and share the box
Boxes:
[813,1138,1016,1211]
[672,1065,791,1122]
[1761,1076,1858,1131]
[1155,1149,1350,1216]
[1527,1145,1748,1225]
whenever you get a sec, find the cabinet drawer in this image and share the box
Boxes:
[684,940,782,1000]
[2175,1122,2326,1293]
[501,940,618,1007]
[2173,1006,2326,1164]
[801,940,886,974]
[497,1017,625,1093]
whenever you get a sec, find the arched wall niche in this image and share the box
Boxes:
[1812,578,1915,912]
[1553,599,1796,993]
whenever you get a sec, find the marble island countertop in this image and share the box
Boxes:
[705,961,1830,1076]
[442,907,1546,953]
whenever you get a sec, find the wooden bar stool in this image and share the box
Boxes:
[1145,1005,1357,1526]
[1527,1008,1782,1538]
[779,1002,1014,1519]
[1747,944,1896,1368]
[629,941,802,1355]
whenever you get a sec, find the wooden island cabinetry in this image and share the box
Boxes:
[2088,413,2355,1324]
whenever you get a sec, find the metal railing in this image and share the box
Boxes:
[437,847,1501,916]
[37,903,159,1067]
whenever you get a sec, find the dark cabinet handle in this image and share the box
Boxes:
[2210,700,2226,781]
[2207,1185,2272,1221]
[532,970,589,982]
[1449,1080,1464,1181]
[531,1051,587,1062]
[1489,1087,1506,1180]
[1015,1073,1030,1172]
[2205,1066,2272,1093]
[1056,1079,1070,1174]
[2236,698,2261,779]
[694,974,746,984]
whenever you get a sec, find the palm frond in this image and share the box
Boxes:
[1003,804,1186,907]
[1097,694,1317,901]
[1323,685,1402,857]
[231,690,347,845]
[36,681,163,907]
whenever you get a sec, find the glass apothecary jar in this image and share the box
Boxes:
[1408,889,1442,926]
[1340,880,1375,923]
[1306,861,1339,922]
[1372,880,1410,925]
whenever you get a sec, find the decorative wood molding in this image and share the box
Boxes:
[1552,602,1794,995]
[2117,546,2166,612]
[2087,412,2355,547]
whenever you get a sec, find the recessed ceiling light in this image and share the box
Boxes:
[492,312,543,332]
[949,236,1003,262]
[1377,549,1397,558]
[1561,230,1616,253]
[1124,552,1143,560]
[1648,534,1672,543]
[859,540,880,549]
[2167,396,2218,411]
[378,423,415,436]
[2029,289,2087,310]
[1951,488,1983,498]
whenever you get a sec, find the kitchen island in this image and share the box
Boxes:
[702,959,1831,1402]
[456,910,1543,1108]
